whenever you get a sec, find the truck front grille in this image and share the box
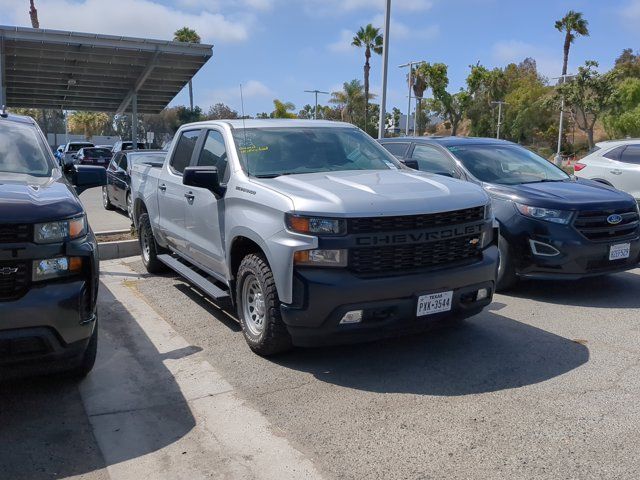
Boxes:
[0,262,29,301]
[348,206,485,234]
[573,207,639,242]
[0,224,31,243]
[349,234,482,275]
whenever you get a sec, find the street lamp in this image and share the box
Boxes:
[304,89,329,120]
[378,0,391,139]
[553,73,575,166]
[491,100,507,139]
[399,60,426,135]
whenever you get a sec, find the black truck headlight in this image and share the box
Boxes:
[286,214,346,235]
[32,257,83,282]
[515,203,572,225]
[294,249,348,267]
[34,215,86,243]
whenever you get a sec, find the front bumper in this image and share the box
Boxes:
[281,245,498,346]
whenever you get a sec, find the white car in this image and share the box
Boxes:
[574,139,640,202]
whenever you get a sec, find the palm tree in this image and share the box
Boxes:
[330,80,367,124]
[351,24,383,131]
[29,0,39,28]
[271,99,297,118]
[555,11,589,76]
[410,65,429,135]
[68,111,110,140]
[173,27,202,111]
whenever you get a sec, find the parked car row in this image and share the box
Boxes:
[54,140,148,167]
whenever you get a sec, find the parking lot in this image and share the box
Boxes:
[2,250,639,479]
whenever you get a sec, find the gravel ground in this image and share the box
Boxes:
[127,260,640,480]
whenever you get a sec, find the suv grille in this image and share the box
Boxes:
[0,224,31,243]
[0,262,29,301]
[574,207,639,242]
[348,206,485,234]
[349,234,482,275]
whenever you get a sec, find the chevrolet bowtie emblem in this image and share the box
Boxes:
[0,266,19,275]
[469,238,480,245]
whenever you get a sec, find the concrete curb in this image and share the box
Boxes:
[95,228,131,236]
[98,239,140,261]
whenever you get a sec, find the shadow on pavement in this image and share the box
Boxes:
[507,269,640,308]
[0,283,197,479]
[274,311,589,396]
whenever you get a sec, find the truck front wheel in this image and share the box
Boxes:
[236,254,292,356]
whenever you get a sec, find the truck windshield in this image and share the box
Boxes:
[232,127,400,177]
[0,121,53,177]
[448,144,569,185]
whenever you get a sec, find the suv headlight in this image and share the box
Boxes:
[34,215,86,243]
[515,203,573,225]
[285,214,346,235]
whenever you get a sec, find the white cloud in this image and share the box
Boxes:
[327,29,356,53]
[492,40,562,79]
[2,0,253,43]
[177,0,274,11]
[303,0,433,15]
[370,14,439,40]
[203,80,274,108]
[620,0,640,27]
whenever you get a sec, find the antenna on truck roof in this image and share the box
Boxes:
[239,84,250,176]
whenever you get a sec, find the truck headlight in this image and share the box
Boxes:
[286,214,346,235]
[294,249,348,267]
[515,203,572,225]
[34,215,86,243]
[32,256,83,282]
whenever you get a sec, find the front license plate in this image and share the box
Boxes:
[417,291,453,317]
[609,243,631,261]
[97,159,106,163]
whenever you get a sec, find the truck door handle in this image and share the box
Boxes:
[184,192,195,202]
[610,169,623,175]
[158,184,167,192]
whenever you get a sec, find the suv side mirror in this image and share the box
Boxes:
[183,166,226,197]
[403,159,419,170]
[69,165,107,195]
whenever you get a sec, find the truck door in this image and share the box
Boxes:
[157,129,202,255]
[185,128,229,278]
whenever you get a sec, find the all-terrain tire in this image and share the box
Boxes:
[138,212,168,274]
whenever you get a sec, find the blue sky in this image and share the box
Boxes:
[2,0,640,116]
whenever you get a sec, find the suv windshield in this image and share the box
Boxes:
[448,144,569,185]
[0,121,53,177]
[232,127,399,177]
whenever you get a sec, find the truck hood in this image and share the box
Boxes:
[253,170,489,216]
[0,173,83,223]
[484,178,637,211]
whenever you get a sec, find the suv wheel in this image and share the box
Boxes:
[126,192,133,220]
[236,253,292,355]
[497,234,518,291]
[102,186,114,210]
[138,213,168,274]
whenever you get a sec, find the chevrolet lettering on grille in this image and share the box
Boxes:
[354,223,484,246]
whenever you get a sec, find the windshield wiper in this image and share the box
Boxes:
[252,172,297,179]
[520,179,566,184]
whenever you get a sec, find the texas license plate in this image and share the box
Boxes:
[416,291,453,317]
[609,243,630,261]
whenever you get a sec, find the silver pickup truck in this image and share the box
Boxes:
[131,119,498,355]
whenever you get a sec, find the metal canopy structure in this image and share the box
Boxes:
[0,25,213,115]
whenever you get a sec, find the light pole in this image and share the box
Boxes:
[399,60,426,135]
[553,73,575,166]
[491,100,507,139]
[304,89,329,120]
[378,0,391,139]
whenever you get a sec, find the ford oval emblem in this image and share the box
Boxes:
[607,214,623,225]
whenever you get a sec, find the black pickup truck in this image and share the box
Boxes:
[0,112,106,378]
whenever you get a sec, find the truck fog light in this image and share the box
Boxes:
[340,310,363,324]
[294,249,348,267]
[32,256,82,282]
[476,288,489,301]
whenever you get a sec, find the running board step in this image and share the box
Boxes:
[158,254,230,300]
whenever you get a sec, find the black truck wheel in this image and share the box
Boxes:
[138,213,168,274]
[236,253,292,356]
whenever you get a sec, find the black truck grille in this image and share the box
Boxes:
[0,224,31,243]
[0,262,29,301]
[348,206,485,234]
[349,234,481,275]
[574,207,639,242]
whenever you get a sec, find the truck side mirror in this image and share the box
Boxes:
[183,166,226,197]
[69,165,107,195]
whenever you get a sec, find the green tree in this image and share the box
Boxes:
[206,103,239,120]
[555,10,589,76]
[67,111,111,139]
[271,99,297,118]
[330,79,368,125]
[603,77,640,138]
[411,64,429,135]
[352,24,383,131]
[420,63,470,136]
[613,49,640,79]
[173,27,201,111]
[557,61,617,148]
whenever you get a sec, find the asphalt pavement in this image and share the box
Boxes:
[1,258,639,479]
[80,187,131,233]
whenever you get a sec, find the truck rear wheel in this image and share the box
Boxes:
[138,213,168,274]
[236,253,292,356]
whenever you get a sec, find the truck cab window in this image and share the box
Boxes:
[170,130,201,174]
[198,130,229,181]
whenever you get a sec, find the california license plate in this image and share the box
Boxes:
[609,243,630,261]
[416,291,453,317]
